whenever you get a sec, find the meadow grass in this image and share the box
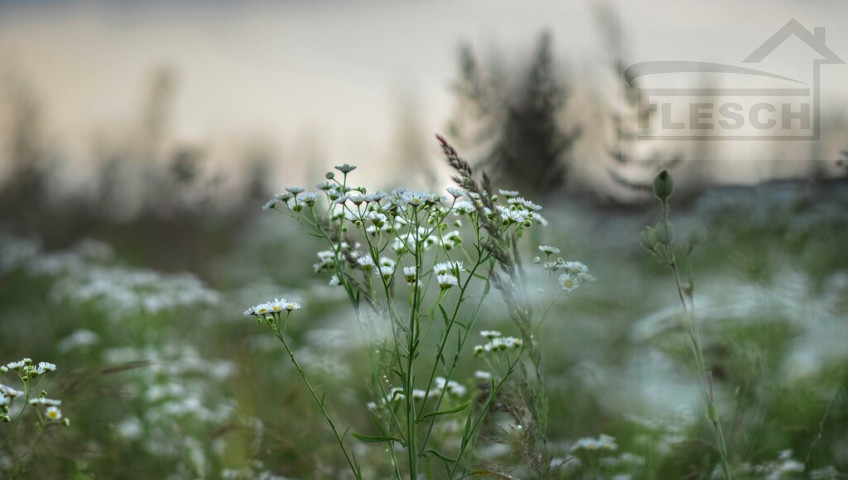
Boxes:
[0,155,847,479]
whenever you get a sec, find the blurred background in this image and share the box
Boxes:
[1,0,847,478]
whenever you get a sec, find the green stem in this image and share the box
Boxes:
[663,202,732,480]
[274,328,361,480]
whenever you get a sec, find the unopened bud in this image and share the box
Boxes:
[640,227,659,250]
[655,220,675,245]
[653,170,674,202]
[707,402,719,422]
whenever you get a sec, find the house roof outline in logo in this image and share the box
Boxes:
[744,19,844,65]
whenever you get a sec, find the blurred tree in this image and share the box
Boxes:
[0,70,53,229]
[594,4,683,202]
[447,31,580,198]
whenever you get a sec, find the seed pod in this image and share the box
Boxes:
[653,170,674,202]
[640,226,659,250]
[655,220,675,245]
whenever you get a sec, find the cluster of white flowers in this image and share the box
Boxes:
[368,376,467,411]
[540,258,595,293]
[264,168,545,261]
[473,331,523,356]
[1,358,67,425]
[713,450,804,480]
[51,265,219,321]
[1,358,57,377]
[570,433,618,452]
[244,298,302,317]
[104,342,236,471]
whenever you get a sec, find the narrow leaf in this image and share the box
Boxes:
[351,432,403,444]
[421,400,472,420]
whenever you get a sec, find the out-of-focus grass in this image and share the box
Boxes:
[1,180,847,479]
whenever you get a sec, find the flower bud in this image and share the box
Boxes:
[640,227,659,250]
[655,220,675,245]
[325,172,335,179]
[707,402,719,422]
[653,170,674,202]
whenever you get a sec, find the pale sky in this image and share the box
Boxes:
[1,0,847,194]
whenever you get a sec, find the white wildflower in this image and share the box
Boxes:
[433,260,463,276]
[498,189,520,198]
[36,362,57,375]
[437,274,458,289]
[45,406,63,421]
[558,273,581,292]
[403,266,417,284]
[0,383,22,398]
[401,190,429,207]
[357,256,375,271]
[335,163,356,173]
[446,187,465,198]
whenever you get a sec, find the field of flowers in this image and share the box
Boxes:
[2,156,847,479]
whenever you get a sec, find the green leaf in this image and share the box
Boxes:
[438,304,450,327]
[420,400,472,420]
[421,448,457,463]
[351,432,403,444]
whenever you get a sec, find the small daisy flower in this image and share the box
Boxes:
[0,383,22,398]
[270,298,287,313]
[558,273,581,292]
[329,274,342,286]
[498,189,520,198]
[538,245,560,256]
[480,330,502,339]
[45,406,62,421]
[403,266,417,284]
[286,186,305,194]
[508,197,542,211]
[437,274,458,290]
[446,186,466,198]
[497,206,529,225]
[347,193,365,205]
[335,163,356,173]
[298,192,319,206]
[365,191,387,202]
[357,256,375,271]
[284,301,301,312]
[35,362,57,375]
[1,358,31,373]
[29,397,62,406]
[452,201,476,215]
[433,260,463,276]
[401,191,429,207]
[253,303,272,316]
[261,198,279,211]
